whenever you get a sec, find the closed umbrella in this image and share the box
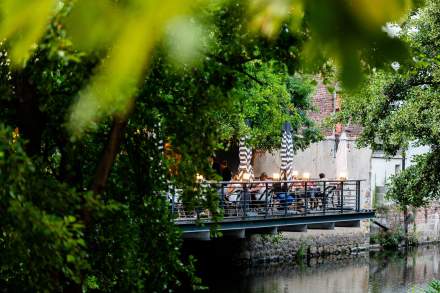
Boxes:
[335,131,348,179]
[238,136,254,180]
[280,122,294,180]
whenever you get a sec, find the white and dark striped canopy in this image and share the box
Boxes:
[280,122,294,180]
[238,136,254,180]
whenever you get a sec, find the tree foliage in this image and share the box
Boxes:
[0,0,418,133]
[336,0,440,209]
[0,0,426,291]
[0,125,94,290]
[219,61,320,151]
[387,150,440,208]
[0,2,318,291]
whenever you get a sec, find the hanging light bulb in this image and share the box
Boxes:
[303,172,310,180]
[338,172,347,180]
[196,173,204,182]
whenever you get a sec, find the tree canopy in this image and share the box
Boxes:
[1,0,418,133]
[336,0,440,209]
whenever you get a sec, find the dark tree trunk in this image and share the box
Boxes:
[403,205,409,247]
[56,137,84,187]
[12,70,45,156]
[92,116,128,194]
[68,116,128,293]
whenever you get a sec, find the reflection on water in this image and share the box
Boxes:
[207,245,440,293]
[368,246,440,293]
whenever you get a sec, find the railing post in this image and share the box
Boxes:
[323,181,326,214]
[304,181,308,215]
[171,187,175,216]
[220,183,225,211]
[243,184,248,218]
[265,182,269,217]
[284,181,288,216]
[356,180,361,212]
[340,181,344,213]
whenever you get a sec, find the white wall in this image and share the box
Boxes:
[253,139,336,179]
[370,154,402,188]
[407,144,430,166]
[369,143,430,206]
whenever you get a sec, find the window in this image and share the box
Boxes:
[395,164,401,174]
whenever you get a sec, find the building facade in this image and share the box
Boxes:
[253,80,428,209]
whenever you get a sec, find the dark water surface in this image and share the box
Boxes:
[203,245,440,293]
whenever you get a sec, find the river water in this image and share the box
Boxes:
[205,245,440,293]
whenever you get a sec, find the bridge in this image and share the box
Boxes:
[172,179,375,240]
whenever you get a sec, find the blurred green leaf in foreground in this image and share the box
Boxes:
[0,0,418,134]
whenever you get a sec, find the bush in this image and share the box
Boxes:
[0,125,198,291]
[425,279,440,293]
[406,231,419,246]
[0,126,93,290]
[371,228,404,249]
[295,241,307,264]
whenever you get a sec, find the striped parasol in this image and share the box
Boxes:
[280,122,294,180]
[238,136,254,181]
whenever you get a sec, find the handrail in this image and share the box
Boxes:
[208,179,366,184]
[171,179,365,222]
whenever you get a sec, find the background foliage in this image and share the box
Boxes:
[336,0,440,212]
[0,0,418,133]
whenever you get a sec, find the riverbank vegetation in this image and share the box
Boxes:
[370,227,419,249]
[425,280,440,293]
[0,0,426,291]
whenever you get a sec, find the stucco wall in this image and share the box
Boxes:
[370,156,402,188]
[370,144,430,206]
[373,204,440,243]
[239,228,369,265]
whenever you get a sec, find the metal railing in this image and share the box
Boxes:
[171,179,363,222]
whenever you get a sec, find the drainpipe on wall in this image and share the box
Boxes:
[402,150,406,171]
[332,91,337,158]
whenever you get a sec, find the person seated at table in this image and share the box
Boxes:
[291,174,305,189]
[310,173,326,208]
[250,172,271,201]
[225,174,242,201]
[273,176,294,206]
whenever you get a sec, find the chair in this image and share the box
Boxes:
[254,189,274,215]
[321,185,337,209]
[223,189,242,217]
